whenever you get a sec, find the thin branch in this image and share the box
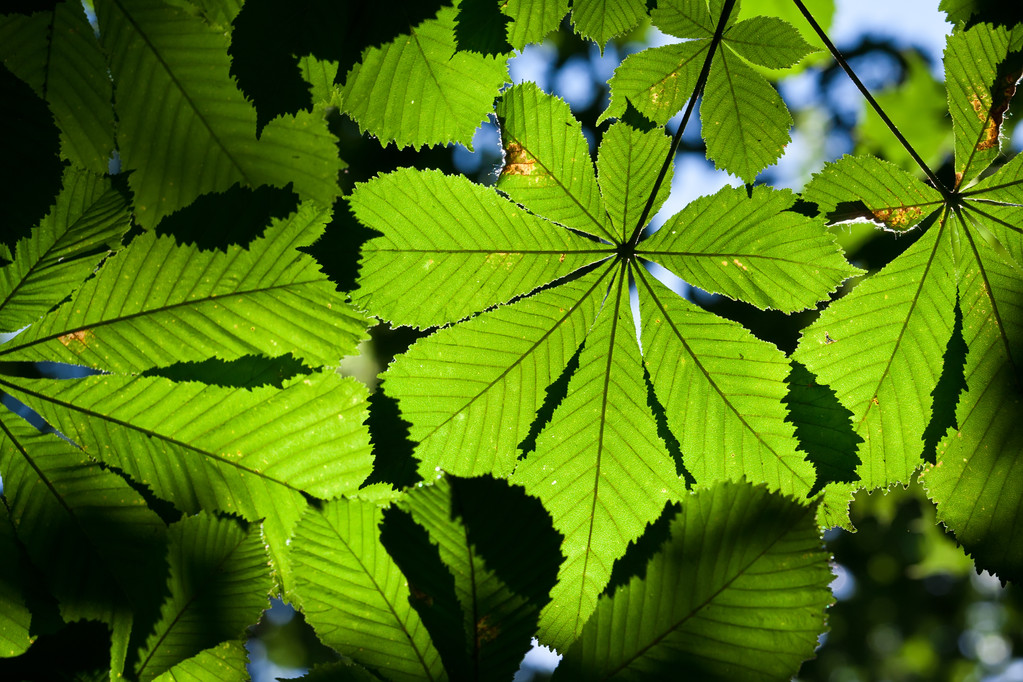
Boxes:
[627,0,738,249]
[790,0,950,196]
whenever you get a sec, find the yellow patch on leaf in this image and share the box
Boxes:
[57,329,94,349]
[502,141,535,176]
[871,205,924,231]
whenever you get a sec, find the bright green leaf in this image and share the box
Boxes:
[571,0,647,47]
[351,167,605,329]
[289,497,447,682]
[340,3,508,150]
[802,155,944,231]
[513,267,686,652]
[385,269,610,477]
[0,168,130,333]
[639,185,862,312]
[597,41,708,126]
[636,269,817,498]
[497,83,614,242]
[794,217,957,500]
[597,123,673,242]
[95,0,340,227]
[944,22,1016,187]
[724,16,815,69]
[555,481,833,680]
[0,201,368,372]
[922,212,1023,582]
[501,0,570,49]
[702,48,792,182]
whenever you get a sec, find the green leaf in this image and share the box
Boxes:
[95,0,341,227]
[555,481,833,680]
[398,476,562,681]
[298,56,341,109]
[802,155,944,231]
[351,167,606,329]
[340,3,509,150]
[0,3,116,173]
[962,151,1023,267]
[944,22,1018,188]
[922,211,1023,582]
[135,513,271,681]
[794,217,957,497]
[497,83,614,242]
[638,185,862,312]
[0,505,35,658]
[613,0,806,180]
[651,0,726,39]
[702,48,792,182]
[724,16,815,69]
[735,0,834,57]
[0,168,131,333]
[512,267,686,652]
[153,640,249,682]
[0,411,167,669]
[597,123,673,242]
[289,497,447,682]
[636,270,817,498]
[501,0,570,50]
[0,372,372,591]
[384,269,609,477]
[0,201,368,372]
[597,41,707,126]
[571,0,647,47]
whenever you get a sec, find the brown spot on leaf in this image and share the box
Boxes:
[871,205,924,231]
[57,329,94,349]
[971,63,1022,151]
[502,142,535,176]
[476,615,500,647]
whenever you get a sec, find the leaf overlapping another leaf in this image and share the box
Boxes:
[0,201,369,372]
[602,0,815,181]
[356,82,858,652]
[135,513,270,681]
[95,0,341,227]
[341,2,509,150]
[555,481,833,681]
[0,411,167,674]
[0,3,116,174]
[0,168,130,333]
[289,498,447,682]
[0,371,372,591]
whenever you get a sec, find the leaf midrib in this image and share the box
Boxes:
[635,267,812,486]
[0,278,325,359]
[0,377,308,496]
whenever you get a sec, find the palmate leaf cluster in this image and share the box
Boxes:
[0,0,1021,680]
